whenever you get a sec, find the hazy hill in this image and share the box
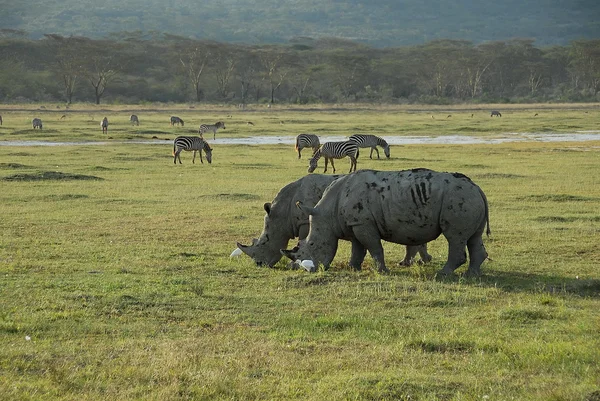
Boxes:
[0,0,598,46]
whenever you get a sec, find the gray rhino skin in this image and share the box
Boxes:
[282,168,490,276]
[237,174,431,267]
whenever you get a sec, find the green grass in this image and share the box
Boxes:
[0,105,599,400]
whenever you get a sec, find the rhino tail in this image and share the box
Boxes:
[480,187,491,236]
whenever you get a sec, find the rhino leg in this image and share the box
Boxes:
[349,239,367,271]
[399,244,432,266]
[418,244,433,263]
[439,240,467,276]
[466,234,487,277]
[352,227,388,273]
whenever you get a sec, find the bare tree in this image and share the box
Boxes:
[179,44,213,102]
[258,48,289,104]
[214,49,237,99]
[44,34,88,104]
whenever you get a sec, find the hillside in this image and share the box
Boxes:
[0,0,598,46]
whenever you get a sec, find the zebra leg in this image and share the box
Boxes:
[374,147,380,159]
[330,158,336,173]
[298,148,302,159]
[370,148,374,159]
[349,156,357,173]
[174,149,183,164]
[192,151,197,164]
[323,157,329,173]
[199,151,204,164]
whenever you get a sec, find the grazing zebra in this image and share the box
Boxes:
[130,114,139,126]
[490,110,502,117]
[199,121,226,140]
[308,141,359,174]
[32,118,43,129]
[295,133,320,159]
[170,116,184,126]
[101,117,108,134]
[348,134,390,159]
[173,136,213,164]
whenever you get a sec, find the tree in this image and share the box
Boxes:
[179,42,214,102]
[44,34,88,104]
[213,48,237,99]
[258,47,290,104]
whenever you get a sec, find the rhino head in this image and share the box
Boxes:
[280,201,338,272]
[237,202,292,267]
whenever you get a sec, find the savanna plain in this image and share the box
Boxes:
[0,104,599,400]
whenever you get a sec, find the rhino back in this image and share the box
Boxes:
[328,169,486,244]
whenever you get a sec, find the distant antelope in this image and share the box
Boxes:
[60,114,66,120]
[534,113,538,117]
[447,115,452,118]
[247,121,255,126]
[130,114,139,125]
[32,118,43,129]
[101,117,108,134]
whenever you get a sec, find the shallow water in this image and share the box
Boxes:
[1,131,600,147]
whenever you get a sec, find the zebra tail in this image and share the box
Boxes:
[295,139,299,151]
[173,142,176,156]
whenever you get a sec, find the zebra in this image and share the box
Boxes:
[199,121,226,140]
[295,133,320,159]
[173,136,213,164]
[130,114,139,126]
[348,134,390,159]
[32,118,43,129]
[101,117,108,134]
[491,110,502,117]
[170,116,184,126]
[308,141,359,174]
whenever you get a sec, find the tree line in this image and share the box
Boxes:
[0,32,599,105]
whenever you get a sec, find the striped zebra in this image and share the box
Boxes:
[173,136,213,164]
[295,133,320,159]
[170,116,184,126]
[101,117,108,134]
[199,121,226,140]
[32,118,43,129]
[308,141,359,174]
[348,134,390,159]
[130,114,139,126]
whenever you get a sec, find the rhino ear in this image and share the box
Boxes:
[264,202,272,215]
[295,201,318,216]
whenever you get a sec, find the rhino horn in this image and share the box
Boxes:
[295,201,318,215]
[280,248,298,260]
[236,242,255,257]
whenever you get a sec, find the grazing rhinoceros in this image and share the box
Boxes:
[236,174,431,267]
[281,168,490,276]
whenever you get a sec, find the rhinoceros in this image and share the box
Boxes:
[281,168,490,276]
[236,174,431,267]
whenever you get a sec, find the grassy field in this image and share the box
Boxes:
[0,104,599,400]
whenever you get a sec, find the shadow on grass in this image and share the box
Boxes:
[477,270,600,298]
[2,171,104,181]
